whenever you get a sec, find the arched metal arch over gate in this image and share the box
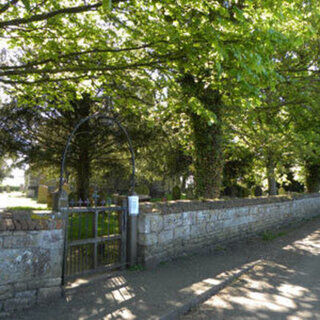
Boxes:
[58,112,135,282]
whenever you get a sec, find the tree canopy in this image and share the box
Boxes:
[1,0,319,198]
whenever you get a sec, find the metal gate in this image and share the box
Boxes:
[58,112,135,282]
[62,195,127,281]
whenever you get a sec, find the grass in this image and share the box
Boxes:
[7,206,48,211]
[215,245,227,251]
[262,230,287,241]
[128,264,144,271]
[66,210,122,275]
[150,193,188,202]
[68,211,120,241]
[30,214,50,220]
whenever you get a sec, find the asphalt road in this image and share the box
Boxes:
[12,215,320,320]
[182,220,320,320]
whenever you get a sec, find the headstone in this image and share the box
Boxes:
[37,185,48,204]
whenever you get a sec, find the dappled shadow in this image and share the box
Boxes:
[182,228,320,319]
[15,216,320,320]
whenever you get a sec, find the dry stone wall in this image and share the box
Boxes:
[0,212,63,318]
[137,194,320,267]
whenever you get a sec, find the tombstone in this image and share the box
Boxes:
[37,185,49,203]
[26,189,35,198]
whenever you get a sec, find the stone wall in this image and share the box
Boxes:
[0,212,63,318]
[137,194,320,267]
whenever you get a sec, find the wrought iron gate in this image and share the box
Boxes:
[62,195,127,281]
[58,112,135,282]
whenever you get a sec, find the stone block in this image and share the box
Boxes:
[174,226,190,239]
[190,224,206,237]
[0,285,13,300]
[27,278,61,290]
[0,312,10,319]
[2,234,35,249]
[138,233,157,246]
[15,290,36,299]
[216,210,228,221]
[163,214,182,231]
[158,229,174,243]
[4,290,36,312]
[150,215,163,233]
[181,212,195,225]
[37,287,62,304]
[208,211,219,222]
[13,282,28,292]
[35,230,64,249]
[138,215,151,234]
[0,247,55,284]
[205,222,216,233]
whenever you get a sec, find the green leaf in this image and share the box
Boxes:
[102,0,112,11]
[21,0,31,11]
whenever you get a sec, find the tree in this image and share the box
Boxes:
[132,0,303,197]
[1,0,319,199]
[0,158,10,183]
[0,93,162,198]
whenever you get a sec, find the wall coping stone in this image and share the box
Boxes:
[139,193,320,215]
[0,211,63,232]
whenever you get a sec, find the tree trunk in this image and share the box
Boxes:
[266,155,277,195]
[305,162,320,193]
[191,112,223,198]
[76,146,90,199]
[179,74,224,199]
[73,95,92,199]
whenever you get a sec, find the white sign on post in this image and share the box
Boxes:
[128,196,139,215]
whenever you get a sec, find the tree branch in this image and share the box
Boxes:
[0,0,123,28]
[0,53,183,78]
[0,43,161,70]
[0,0,19,15]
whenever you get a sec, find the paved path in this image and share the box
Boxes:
[0,192,47,211]
[14,216,320,320]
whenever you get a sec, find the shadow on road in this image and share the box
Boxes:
[15,216,320,320]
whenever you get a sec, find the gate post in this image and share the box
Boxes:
[53,190,69,285]
[127,195,139,267]
[52,190,68,214]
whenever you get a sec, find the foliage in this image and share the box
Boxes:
[253,186,263,197]
[135,184,150,196]
[261,230,287,241]
[7,206,46,211]
[0,159,11,183]
[0,94,163,197]
[0,0,319,198]
[172,185,181,200]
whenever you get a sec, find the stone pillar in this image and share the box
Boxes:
[52,191,68,214]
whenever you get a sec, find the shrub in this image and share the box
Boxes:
[135,184,150,195]
[223,185,250,198]
[172,185,181,200]
[253,186,263,197]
